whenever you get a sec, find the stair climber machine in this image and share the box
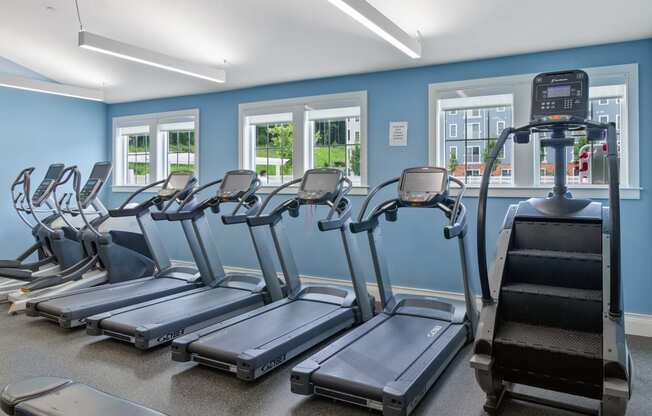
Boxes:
[0,163,110,306]
[291,167,477,416]
[0,164,69,292]
[25,171,205,328]
[172,168,375,380]
[470,70,632,415]
[84,170,287,349]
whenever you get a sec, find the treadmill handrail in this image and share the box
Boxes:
[256,177,303,217]
[357,177,400,223]
[177,179,223,211]
[119,179,167,210]
[222,178,263,224]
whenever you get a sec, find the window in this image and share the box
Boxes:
[112,109,199,189]
[448,110,457,115]
[469,109,481,118]
[496,120,506,136]
[467,169,480,176]
[429,64,639,198]
[466,145,481,163]
[309,107,361,185]
[449,123,458,138]
[240,91,367,189]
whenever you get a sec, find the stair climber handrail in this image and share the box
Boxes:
[606,122,622,317]
[477,127,515,305]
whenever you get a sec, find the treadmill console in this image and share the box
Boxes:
[31,164,65,207]
[297,168,343,204]
[217,170,257,201]
[531,70,589,122]
[398,167,448,206]
[159,171,195,200]
[78,162,112,208]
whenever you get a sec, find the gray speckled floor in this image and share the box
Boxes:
[0,311,650,416]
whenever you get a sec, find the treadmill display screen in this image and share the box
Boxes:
[166,172,193,190]
[547,85,572,98]
[403,171,446,193]
[221,173,253,193]
[302,172,339,193]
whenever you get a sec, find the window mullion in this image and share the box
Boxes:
[512,84,533,187]
[293,107,305,179]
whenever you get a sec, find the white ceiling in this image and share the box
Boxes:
[1,0,650,103]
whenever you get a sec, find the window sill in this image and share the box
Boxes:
[258,185,369,196]
[112,185,161,193]
[450,185,641,200]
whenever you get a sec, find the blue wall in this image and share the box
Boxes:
[0,84,107,259]
[107,39,652,314]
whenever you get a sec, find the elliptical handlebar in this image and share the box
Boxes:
[72,167,102,238]
[22,167,56,234]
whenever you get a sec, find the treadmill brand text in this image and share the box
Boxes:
[157,328,185,344]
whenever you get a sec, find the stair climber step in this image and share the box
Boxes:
[506,249,602,290]
[493,321,603,399]
[513,220,602,254]
[500,283,602,332]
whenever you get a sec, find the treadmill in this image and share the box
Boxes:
[25,171,202,327]
[291,167,478,416]
[84,170,286,349]
[172,168,374,380]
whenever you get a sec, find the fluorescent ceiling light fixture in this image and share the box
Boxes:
[328,0,421,59]
[0,73,103,101]
[78,31,226,83]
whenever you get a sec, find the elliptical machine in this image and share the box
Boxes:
[470,70,631,415]
[0,164,68,283]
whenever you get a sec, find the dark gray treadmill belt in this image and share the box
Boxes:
[312,315,451,400]
[36,278,192,320]
[189,300,343,362]
[14,383,166,416]
[99,287,254,336]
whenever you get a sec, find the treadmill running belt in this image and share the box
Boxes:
[98,287,253,336]
[312,314,451,400]
[36,278,192,319]
[189,300,343,362]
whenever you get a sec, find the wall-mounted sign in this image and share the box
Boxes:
[389,121,408,146]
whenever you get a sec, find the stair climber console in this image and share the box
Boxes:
[470,70,632,415]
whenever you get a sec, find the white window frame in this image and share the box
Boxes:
[616,114,621,131]
[112,109,200,192]
[428,64,640,199]
[449,123,458,138]
[239,91,368,194]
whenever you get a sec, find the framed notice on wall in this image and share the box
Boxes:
[389,121,408,146]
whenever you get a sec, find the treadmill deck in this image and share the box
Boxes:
[189,299,348,364]
[310,314,461,401]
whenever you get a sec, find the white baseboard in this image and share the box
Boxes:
[219,264,652,338]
